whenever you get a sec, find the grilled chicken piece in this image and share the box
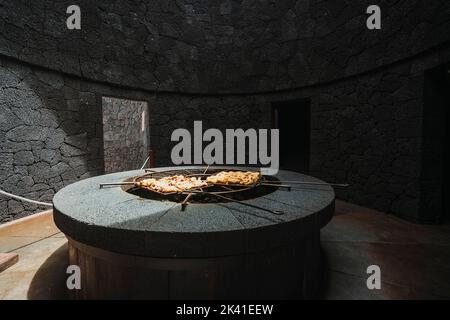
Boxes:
[206,171,260,185]
[138,175,207,193]
[138,178,156,187]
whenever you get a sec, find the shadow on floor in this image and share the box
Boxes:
[320,201,450,299]
[22,200,450,300]
[27,243,69,300]
[318,246,330,299]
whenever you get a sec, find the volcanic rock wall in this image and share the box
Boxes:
[1,0,449,93]
[0,58,103,221]
[0,56,271,222]
[102,97,149,173]
[1,0,450,222]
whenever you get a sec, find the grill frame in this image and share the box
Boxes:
[131,167,264,195]
[122,168,284,213]
[53,166,335,257]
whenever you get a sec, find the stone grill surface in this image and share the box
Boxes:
[52,166,335,298]
[53,167,335,258]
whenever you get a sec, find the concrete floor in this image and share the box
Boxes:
[1,201,449,299]
[321,201,450,299]
[0,211,68,299]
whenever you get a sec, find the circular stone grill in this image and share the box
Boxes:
[122,168,284,207]
[53,166,335,299]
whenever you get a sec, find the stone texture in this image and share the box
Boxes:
[1,2,450,223]
[13,151,34,166]
[1,46,450,222]
[0,62,103,222]
[0,0,449,93]
[52,167,334,257]
[102,97,149,173]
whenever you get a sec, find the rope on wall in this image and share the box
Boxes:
[0,153,151,208]
[1,133,155,208]
[0,189,53,207]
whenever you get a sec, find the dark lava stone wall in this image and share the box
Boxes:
[0,57,104,221]
[2,47,450,223]
[1,0,450,93]
[1,1,450,223]
[149,46,450,223]
[0,56,271,222]
[102,97,149,173]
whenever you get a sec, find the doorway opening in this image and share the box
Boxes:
[272,98,311,174]
[422,63,450,223]
[102,97,150,173]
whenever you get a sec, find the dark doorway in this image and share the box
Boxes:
[441,65,450,223]
[422,63,450,223]
[272,99,311,173]
[443,66,450,223]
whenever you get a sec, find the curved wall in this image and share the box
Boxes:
[1,0,450,93]
[2,1,450,223]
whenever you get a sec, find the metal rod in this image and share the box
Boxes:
[207,193,284,215]
[181,193,194,211]
[140,156,150,170]
[99,182,137,188]
[189,187,252,195]
[219,185,234,191]
[260,183,292,189]
[275,181,349,188]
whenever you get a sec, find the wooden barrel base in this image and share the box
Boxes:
[67,231,322,300]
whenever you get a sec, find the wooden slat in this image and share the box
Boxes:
[0,253,19,273]
[0,210,54,237]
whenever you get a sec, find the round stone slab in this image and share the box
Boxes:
[53,167,335,257]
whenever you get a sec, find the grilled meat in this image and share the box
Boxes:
[138,175,207,193]
[206,171,261,185]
